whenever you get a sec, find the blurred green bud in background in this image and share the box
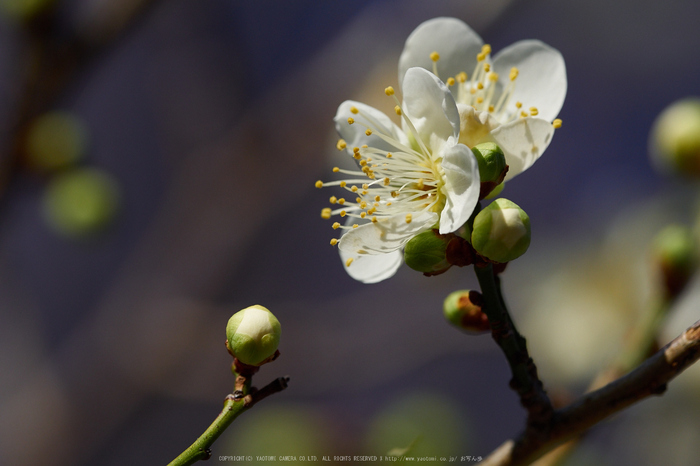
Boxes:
[650,98,700,178]
[43,168,121,238]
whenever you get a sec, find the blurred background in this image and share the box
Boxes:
[0,0,699,465]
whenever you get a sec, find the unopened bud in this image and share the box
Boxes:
[652,224,696,297]
[471,198,531,263]
[472,142,507,199]
[226,305,281,366]
[650,98,700,177]
[404,230,452,275]
[443,290,490,332]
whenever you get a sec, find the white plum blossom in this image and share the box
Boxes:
[316,67,480,283]
[398,17,567,181]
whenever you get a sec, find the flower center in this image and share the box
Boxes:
[315,87,446,246]
[432,45,533,124]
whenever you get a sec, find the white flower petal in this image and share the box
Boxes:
[398,17,483,89]
[492,40,567,122]
[491,117,555,181]
[334,100,407,156]
[338,248,403,284]
[401,67,460,149]
[338,210,438,255]
[438,142,480,233]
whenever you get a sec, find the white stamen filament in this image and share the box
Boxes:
[318,91,447,242]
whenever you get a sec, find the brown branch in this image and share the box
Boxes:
[481,318,700,465]
[474,264,554,429]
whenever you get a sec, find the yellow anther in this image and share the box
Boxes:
[361,190,368,195]
[482,44,492,55]
[351,185,358,192]
[340,210,347,217]
[470,88,477,95]
[340,181,347,188]
[360,201,367,209]
[515,101,522,109]
[430,51,440,62]
[477,52,486,62]
[371,216,377,223]
[329,196,337,204]
[477,82,484,90]
[391,191,398,198]
[353,152,361,160]
[529,107,539,116]
[330,238,338,246]
[520,110,529,118]
[488,105,495,112]
[394,105,402,116]
[385,86,395,96]
[355,197,362,203]
[359,159,367,166]
[374,195,381,202]
[367,207,376,214]
[484,64,491,73]
[360,212,366,218]
[352,224,359,229]
[361,166,370,173]
[353,146,360,153]
[416,178,424,190]
[387,202,392,206]
[347,117,355,124]
[456,72,467,83]
[315,180,323,188]
[405,213,412,224]
[338,198,346,204]
[350,106,359,114]
[362,183,369,190]
[332,222,340,230]
[383,177,390,186]
[489,72,499,82]
[362,144,368,148]
[321,208,331,219]
[552,118,563,129]
[365,129,372,136]
[337,139,347,150]
[446,77,455,86]
[332,167,340,172]
[510,67,519,81]
[345,257,354,267]
[386,153,393,158]
[477,97,484,104]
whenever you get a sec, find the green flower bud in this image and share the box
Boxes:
[471,142,507,183]
[226,305,281,366]
[471,198,531,263]
[404,230,452,275]
[652,224,696,297]
[25,112,87,172]
[650,98,700,177]
[443,290,490,333]
[484,181,505,200]
[43,168,121,238]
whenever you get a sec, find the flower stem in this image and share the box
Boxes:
[474,263,553,427]
[167,376,289,466]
